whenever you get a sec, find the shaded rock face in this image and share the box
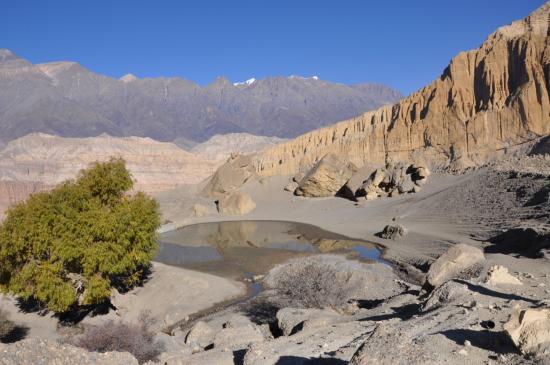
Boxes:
[294,154,358,197]
[252,3,550,176]
[425,244,485,290]
[504,305,550,355]
[217,192,256,215]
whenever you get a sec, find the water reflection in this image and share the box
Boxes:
[156,220,380,279]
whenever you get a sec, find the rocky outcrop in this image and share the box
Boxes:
[504,305,550,355]
[216,192,256,215]
[378,224,407,240]
[202,154,256,198]
[484,265,523,286]
[424,244,485,290]
[251,3,550,177]
[294,154,358,197]
[0,338,139,365]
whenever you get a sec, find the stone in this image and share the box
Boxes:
[213,324,264,350]
[185,321,215,348]
[192,203,212,218]
[154,332,190,353]
[161,349,235,365]
[0,338,139,365]
[217,191,256,215]
[294,153,358,197]
[379,224,407,240]
[341,165,376,200]
[425,244,485,290]
[485,265,523,287]
[284,181,299,192]
[422,281,469,312]
[202,154,256,198]
[504,305,550,355]
[276,307,340,336]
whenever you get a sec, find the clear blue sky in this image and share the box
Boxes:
[1,0,546,95]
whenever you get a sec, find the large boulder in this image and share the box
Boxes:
[424,244,485,290]
[355,162,430,200]
[276,307,341,336]
[185,321,215,348]
[202,154,256,198]
[213,324,265,350]
[484,265,523,287]
[0,338,139,365]
[340,165,375,200]
[378,224,407,240]
[504,305,550,355]
[295,154,358,197]
[217,191,256,215]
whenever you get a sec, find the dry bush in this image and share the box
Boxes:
[273,261,355,309]
[0,308,15,341]
[70,311,163,364]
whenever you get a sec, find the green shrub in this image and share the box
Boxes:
[0,158,160,313]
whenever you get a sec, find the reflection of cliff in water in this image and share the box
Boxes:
[156,220,380,279]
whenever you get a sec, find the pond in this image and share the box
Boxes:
[156,220,382,280]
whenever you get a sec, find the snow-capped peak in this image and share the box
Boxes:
[233,78,256,86]
[289,75,319,81]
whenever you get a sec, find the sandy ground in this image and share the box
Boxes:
[0,262,246,340]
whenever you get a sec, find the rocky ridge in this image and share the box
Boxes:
[249,2,550,177]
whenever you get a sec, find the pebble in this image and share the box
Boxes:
[464,340,472,347]
[458,349,468,356]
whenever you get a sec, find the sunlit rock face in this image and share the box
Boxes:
[252,3,550,176]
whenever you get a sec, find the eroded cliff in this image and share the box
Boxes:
[252,3,550,176]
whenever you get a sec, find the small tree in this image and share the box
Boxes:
[0,158,160,313]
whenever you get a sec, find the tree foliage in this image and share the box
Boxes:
[0,158,160,313]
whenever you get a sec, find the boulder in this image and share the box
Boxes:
[217,192,256,215]
[295,154,358,197]
[161,349,235,365]
[484,265,523,287]
[378,224,407,240]
[341,165,375,200]
[213,324,265,350]
[284,181,299,192]
[504,305,550,355]
[0,338,139,365]
[154,332,189,353]
[424,244,485,290]
[276,307,340,336]
[421,281,469,312]
[202,154,256,198]
[185,321,215,348]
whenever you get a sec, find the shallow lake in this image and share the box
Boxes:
[156,220,381,280]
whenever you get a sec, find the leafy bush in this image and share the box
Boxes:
[70,311,163,364]
[0,158,161,313]
[0,308,15,341]
[272,260,355,309]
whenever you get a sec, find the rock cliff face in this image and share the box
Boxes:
[0,133,215,215]
[252,3,550,176]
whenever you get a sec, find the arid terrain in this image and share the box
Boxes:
[1,2,550,365]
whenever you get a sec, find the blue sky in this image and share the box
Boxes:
[1,0,546,95]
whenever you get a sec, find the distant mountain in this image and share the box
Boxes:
[0,49,402,144]
[191,133,287,163]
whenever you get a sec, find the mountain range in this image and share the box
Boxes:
[0,49,401,146]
